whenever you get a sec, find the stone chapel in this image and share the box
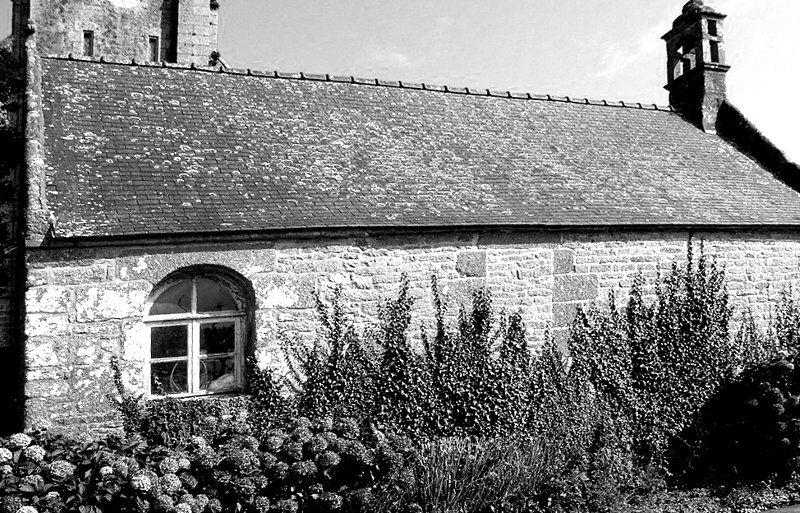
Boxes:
[1,0,800,434]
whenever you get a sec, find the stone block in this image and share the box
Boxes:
[552,302,584,328]
[553,274,599,302]
[439,279,485,310]
[49,264,110,285]
[25,286,73,313]
[252,273,318,309]
[75,282,151,322]
[26,314,69,337]
[456,251,487,278]
[117,248,276,282]
[553,249,575,274]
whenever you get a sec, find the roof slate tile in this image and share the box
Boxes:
[39,58,800,238]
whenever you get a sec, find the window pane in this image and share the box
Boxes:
[196,278,238,312]
[200,356,237,393]
[149,281,192,315]
[151,360,188,395]
[151,325,188,358]
[200,321,235,354]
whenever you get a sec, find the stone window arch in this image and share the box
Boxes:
[143,266,254,398]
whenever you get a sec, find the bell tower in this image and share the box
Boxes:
[11,0,220,66]
[662,0,730,133]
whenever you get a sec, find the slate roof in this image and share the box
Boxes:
[40,57,800,238]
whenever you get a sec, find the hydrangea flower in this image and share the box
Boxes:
[270,461,289,481]
[206,498,222,513]
[160,473,183,494]
[264,435,285,453]
[22,474,44,487]
[48,460,75,479]
[332,418,359,440]
[253,496,270,513]
[174,503,192,513]
[177,457,191,470]
[158,457,180,475]
[178,472,198,490]
[15,506,38,513]
[306,434,329,454]
[195,494,209,509]
[0,448,13,462]
[313,417,334,432]
[0,464,13,475]
[260,452,277,469]
[274,498,299,513]
[130,472,153,492]
[290,426,313,444]
[22,445,45,463]
[319,492,343,511]
[194,448,218,470]
[339,440,373,466]
[289,460,316,479]
[44,491,60,501]
[283,442,304,462]
[99,466,113,478]
[316,451,341,469]
[189,435,208,449]
[8,433,32,449]
[153,494,174,512]
[219,447,259,474]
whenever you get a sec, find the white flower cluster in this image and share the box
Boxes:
[48,460,75,479]
[99,465,114,478]
[23,445,46,463]
[8,433,32,450]
[0,447,13,462]
[160,473,182,493]
[174,504,192,513]
[130,472,152,492]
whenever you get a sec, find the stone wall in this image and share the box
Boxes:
[15,0,218,65]
[22,228,800,433]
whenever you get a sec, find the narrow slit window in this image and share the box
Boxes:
[708,20,718,36]
[82,30,94,57]
[149,36,160,62]
[709,40,720,63]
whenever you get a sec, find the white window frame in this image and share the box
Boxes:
[144,276,245,398]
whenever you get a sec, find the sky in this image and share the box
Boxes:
[1,0,798,162]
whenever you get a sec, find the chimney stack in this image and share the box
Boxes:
[662,0,730,133]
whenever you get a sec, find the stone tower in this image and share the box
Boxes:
[662,0,730,133]
[11,0,220,65]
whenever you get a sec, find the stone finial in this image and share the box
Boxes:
[682,0,705,14]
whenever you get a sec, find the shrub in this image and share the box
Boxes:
[422,277,533,438]
[681,352,800,484]
[567,242,742,470]
[284,287,380,421]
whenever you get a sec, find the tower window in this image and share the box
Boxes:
[82,31,94,57]
[708,20,718,36]
[149,36,160,62]
[709,40,720,63]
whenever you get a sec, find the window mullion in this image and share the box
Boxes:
[190,320,200,393]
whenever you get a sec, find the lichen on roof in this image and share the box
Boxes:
[38,58,800,238]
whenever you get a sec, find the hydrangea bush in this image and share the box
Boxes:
[0,417,415,513]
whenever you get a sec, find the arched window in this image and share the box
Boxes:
[144,274,246,397]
